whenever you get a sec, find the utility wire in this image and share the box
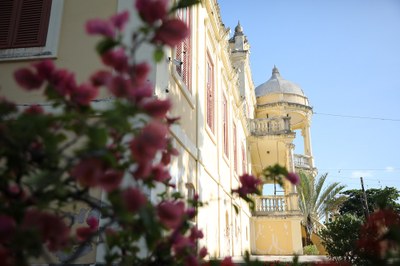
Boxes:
[313,112,400,122]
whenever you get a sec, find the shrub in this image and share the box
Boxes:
[319,214,362,264]
[303,244,319,255]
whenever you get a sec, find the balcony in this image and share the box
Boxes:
[253,195,301,217]
[294,154,312,169]
[248,117,293,136]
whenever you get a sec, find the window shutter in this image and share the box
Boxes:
[0,0,16,49]
[182,35,191,90]
[13,0,52,48]
[175,41,183,76]
[175,7,191,92]
[206,60,214,133]
[223,95,228,157]
[233,124,237,173]
[0,0,52,49]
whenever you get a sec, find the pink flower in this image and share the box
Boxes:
[199,246,208,258]
[286,172,300,185]
[161,148,179,165]
[233,174,261,197]
[24,105,44,115]
[129,82,153,103]
[0,215,16,243]
[86,216,99,229]
[50,69,77,96]
[86,19,115,38]
[132,161,152,180]
[14,68,43,90]
[141,98,171,118]
[172,234,194,255]
[71,83,98,106]
[221,257,236,266]
[153,19,189,47]
[130,121,168,163]
[135,0,169,24]
[76,216,98,242]
[33,60,55,80]
[90,70,112,87]
[157,200,185,229]
[122,187,147,213]
[109,75,132,97]
[111,11,130,31]
[151,164,171,183]
[71,158,105,187]
[131,62,150,86]
[189,227,204,241]
[102,48,129,73]
[22,209,70,251]
[98,169,123,192]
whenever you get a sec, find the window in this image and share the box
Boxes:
[241,142,247,173]
[0,0,63,61]
[233,123,237,173]
[206,55,214,133]
[175,7,191,92]
[0,0,52,49]
[222,94,228,157]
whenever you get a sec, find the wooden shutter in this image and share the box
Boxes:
[233,123,237,173]
[206,59,214,132]
[0,0,16,48]
[175,7,191,92]
[0,0,52,49]
[223,95,228,157]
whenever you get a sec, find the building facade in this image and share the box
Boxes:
[0,0,316,262]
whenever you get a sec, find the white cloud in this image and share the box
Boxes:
[351,171,373,179]
[386,166,395,173]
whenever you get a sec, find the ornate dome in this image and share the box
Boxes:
[255,66,305,97]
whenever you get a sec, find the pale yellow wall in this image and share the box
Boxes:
[251,217,303,255]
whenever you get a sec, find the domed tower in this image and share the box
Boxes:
[250,65,315,176]
[248,66,314,255]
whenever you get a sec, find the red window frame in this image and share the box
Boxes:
[0,0,52,49]
[175,7,191,92]
[223,94,228,157]
[206,55,214,133]
[233,123,237,173]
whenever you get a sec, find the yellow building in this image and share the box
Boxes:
[0,0,316,262]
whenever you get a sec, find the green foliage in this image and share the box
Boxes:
[297,172,346,244]
[339,187,400,217]
[303,244,319,255]
[319,214,363,264]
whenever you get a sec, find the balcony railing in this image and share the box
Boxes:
[255,195,286,212]
[248,117,292,136]
[253,194,301,216]
[294,154,312,169]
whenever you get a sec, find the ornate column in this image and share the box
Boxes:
[301,120,314,168]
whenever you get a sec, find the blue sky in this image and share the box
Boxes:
[218,0,400,191]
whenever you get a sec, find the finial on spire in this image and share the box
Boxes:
[234,21,243,36]
[272,65,280,77]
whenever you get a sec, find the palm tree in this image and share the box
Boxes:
[297,172,346,245]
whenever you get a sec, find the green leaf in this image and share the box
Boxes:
[88,127,108,148]
[153,47,164,62]
[96,38,119,55]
